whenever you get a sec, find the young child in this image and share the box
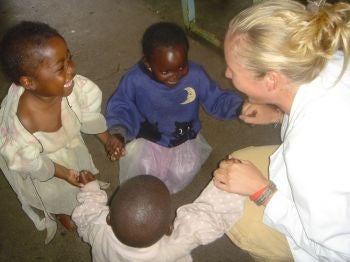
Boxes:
[106,22,243,193]
[0,21,120,243]
[72,172,245,262]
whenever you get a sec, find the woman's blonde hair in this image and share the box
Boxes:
[226,0,350,85]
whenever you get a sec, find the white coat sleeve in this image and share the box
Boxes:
[264,99,350,260]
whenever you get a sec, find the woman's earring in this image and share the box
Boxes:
[148,67,152,72]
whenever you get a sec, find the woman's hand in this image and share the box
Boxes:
[239,101,283,125]
[213,158,268,196]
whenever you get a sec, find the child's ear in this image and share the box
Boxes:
[106,212,111,225]
[19,76,35,90]
[142,56,152,72]
[165,223,173,236]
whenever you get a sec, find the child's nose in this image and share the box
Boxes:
[67,60,76,78]
[173,70,184,80]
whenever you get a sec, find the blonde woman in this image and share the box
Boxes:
[214,0,350,261]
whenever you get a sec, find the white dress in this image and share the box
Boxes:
[120,134,212,194]
[0,75,107,243]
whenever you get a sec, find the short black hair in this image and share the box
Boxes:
[110,175,172,248]
[142,22,189,60]
[0,21,62,84]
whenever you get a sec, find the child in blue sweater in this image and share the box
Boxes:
[106,22,243,193]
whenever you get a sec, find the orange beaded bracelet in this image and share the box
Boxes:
[249,184,269,201]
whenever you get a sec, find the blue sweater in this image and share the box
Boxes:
[106,61,243,148]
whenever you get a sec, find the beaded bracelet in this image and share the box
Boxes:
[254,180,277,206]
[249,184,269,201]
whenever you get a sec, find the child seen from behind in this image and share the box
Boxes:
[73,172,245,262]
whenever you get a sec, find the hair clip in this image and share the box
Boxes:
[307,0,327,13]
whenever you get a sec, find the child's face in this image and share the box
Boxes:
[24,36,75,97]
[145,44,188,88]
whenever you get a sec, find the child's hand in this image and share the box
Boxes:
[65,169,83,187]
[54,163,82,187]
[105,133,126,161]
[78,170,96,185]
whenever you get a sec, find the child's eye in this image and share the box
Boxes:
[56,66,64,73]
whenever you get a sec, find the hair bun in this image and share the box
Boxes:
[307,0,327,13]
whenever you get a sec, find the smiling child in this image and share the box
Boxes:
[106,22,243,193]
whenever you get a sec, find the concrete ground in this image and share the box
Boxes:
[0,0,280,261]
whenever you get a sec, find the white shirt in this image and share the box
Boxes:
[72,180,244,262]
[264,52,350,261]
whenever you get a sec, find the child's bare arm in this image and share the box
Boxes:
[54,163,82,187]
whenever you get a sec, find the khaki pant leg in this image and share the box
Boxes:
[226,145,294,262]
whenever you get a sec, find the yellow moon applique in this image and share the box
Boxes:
[181,87,196,104]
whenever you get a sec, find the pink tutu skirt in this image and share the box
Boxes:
[119,133,212,193]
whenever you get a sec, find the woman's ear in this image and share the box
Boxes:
[265,71,281,93]
[19,76,35,90]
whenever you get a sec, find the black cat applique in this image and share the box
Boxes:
[137,119,162,142]
[169,121,196,147]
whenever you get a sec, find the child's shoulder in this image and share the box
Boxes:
[122,63,146,78]
[1,83,24,119]
[68,75,103,108]
[71,75,101,94]
[0,85,39,149]
[187,61,212,82]
[188,60,207,74]
[73,74,97,88]
[118,63,152,85]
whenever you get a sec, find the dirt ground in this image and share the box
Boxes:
[0,0,280,261]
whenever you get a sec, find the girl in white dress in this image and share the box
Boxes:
[0,21,122,243]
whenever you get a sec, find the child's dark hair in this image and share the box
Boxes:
[109,175,172,248]
[0,21,63,84]
[142,22,189,60]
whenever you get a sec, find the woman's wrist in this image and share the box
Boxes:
[250,180,277,206]
[250,183,269,201]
